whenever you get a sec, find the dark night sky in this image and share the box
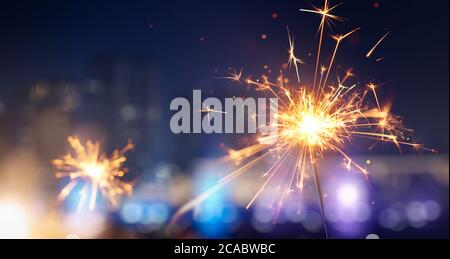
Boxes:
[0,0,448,160]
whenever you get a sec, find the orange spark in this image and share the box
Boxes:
[366,31,390,58]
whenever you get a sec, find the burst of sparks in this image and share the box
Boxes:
[171,0,434,235]
[53,136,134,211]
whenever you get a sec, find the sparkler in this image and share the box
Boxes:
[171,0,434,237]
[53,136,134,211]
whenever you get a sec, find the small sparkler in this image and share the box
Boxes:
[53,136,134,211]
[171,0,434,237]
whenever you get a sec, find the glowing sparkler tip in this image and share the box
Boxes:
[84,164,105,180]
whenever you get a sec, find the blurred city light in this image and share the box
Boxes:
[338,184,359,208]
[64,211,107,238]
[0,201,29,239]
